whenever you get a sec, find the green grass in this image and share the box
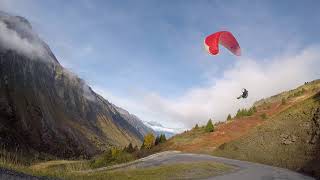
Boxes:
[70,162,233,180]
[171,128,206,144]
[0,152,234,180]
[90,150,135,169]
[235,106,257,118]
[0,144,234,180]
[0,148,90,179]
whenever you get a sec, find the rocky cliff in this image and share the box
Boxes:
[0,12,152,158]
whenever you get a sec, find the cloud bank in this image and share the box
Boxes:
[0,13,96,102]
[0,15,51,61]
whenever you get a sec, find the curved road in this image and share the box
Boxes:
[86,151,314,180]
[0,168,58,180]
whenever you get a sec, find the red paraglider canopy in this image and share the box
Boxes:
[204,31,241,56]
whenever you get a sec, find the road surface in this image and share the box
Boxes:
[84,151,314,180]
[0,168,58,180]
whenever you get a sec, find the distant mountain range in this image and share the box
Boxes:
[114,105,155,136]
[143,121,181,138]
[0,12,154,158]
[114,105,176,138]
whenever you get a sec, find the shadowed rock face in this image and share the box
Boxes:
[0,12,151,158]
[115,106,155,138]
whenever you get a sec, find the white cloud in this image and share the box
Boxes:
[0,17,52,61]
[0,12,96,102]
[95,45,320,131]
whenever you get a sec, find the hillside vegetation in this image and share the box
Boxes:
[213,84,320,177]
[158,80,320,177]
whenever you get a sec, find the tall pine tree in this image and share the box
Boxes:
[205,119,214,132]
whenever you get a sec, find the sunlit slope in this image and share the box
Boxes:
[213,80,320,177]
[159,80,320,156]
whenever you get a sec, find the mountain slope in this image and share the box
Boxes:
[157,79,320,177]
[143,121,176,138]
[0,12,149,158]
[114,105,155,137]
[212,81,320,177]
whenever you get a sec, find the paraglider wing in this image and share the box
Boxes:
[204,31,241,56]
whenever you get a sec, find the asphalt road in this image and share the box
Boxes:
[87,151,315,180]
[0,168,58,180]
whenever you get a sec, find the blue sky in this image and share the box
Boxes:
[1,0,320,131]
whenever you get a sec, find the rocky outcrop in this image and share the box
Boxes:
[309,107,320,144]
[280,134,297,145]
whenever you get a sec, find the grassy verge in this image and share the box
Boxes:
[70,162,233,180]
[0,149,89,179]
[90,149,135,169]
[0,153,234,180]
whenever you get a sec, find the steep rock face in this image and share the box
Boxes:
[0,12,149,158]
[115,106,155,138]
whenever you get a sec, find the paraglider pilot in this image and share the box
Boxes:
[237,88,248,99]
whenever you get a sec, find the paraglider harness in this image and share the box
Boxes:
[237,88,248,99]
